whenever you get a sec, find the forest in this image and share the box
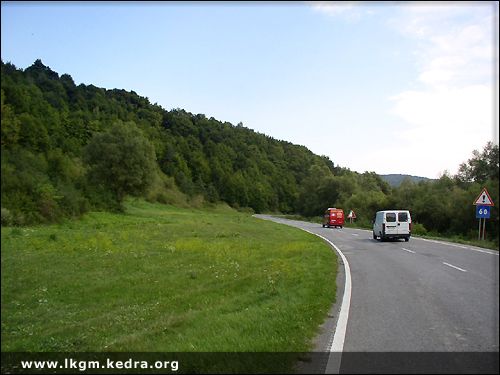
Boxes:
[1,60,498,245]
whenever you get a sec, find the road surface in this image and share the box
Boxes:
[255,215,499,373]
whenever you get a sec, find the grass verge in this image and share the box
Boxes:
[1,199,337,372]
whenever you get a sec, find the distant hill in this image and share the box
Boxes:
[379,174,434,187]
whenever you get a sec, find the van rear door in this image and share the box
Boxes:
[384,212,398,236]
[397,211,410,235]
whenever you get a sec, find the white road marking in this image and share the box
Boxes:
[443,262,467,272]
[254,214,353,371]
[402,248,415,253]
[302,229,351,374]
[351,233,359,236]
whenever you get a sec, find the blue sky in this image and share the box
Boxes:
[2,1,498,179]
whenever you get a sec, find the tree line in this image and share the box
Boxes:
[1,60,498,245]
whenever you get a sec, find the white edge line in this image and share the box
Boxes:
[253,216,351,373]
[443,262,468,272]
[303,229,351,374]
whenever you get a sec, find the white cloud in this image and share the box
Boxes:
[386,3,498,176]
[393,4,495,88]
[389,85,493,171]
[311,1,356,14]
[390,85,492,133]
[309,2,497,176]
[310,1,365,22]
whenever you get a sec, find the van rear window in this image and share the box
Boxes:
[386,213,396,222]
[398,212,408,222]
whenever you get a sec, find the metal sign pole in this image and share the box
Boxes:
[478,218,482,240]
[482,218,487,241]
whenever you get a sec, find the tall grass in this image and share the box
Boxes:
[1,199,337,371]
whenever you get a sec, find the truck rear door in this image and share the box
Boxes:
[330,211,337,225]
[384,212,398,236]
[397,211,410,235]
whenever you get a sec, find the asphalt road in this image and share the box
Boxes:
[255,215,499,373]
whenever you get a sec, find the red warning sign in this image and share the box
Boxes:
[473,188,494,206]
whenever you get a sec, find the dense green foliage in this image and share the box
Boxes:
[1,60,498,244]
[84,122,157,209]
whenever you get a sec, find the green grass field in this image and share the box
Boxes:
[1,199,337,371]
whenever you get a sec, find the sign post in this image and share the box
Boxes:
[478,217,482,241]
[347,210,356,224]
[473,188,494,240]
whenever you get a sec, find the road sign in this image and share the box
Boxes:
[474,188,494,241]
[476,205,491,219]
[473,188,494,206]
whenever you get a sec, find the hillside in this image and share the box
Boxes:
[1,59,498,246]
[1,59,356,222]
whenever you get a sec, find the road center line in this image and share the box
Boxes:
[402,248,415,253]
[443,262,467,272]
[351,234,359,236]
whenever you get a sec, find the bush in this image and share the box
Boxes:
[84,121,156,206]
[56,182,89,217]
[145,172,188,207]
[36,182,60,222]
[84,183,123,212]
[1,207,13,226]
[237,206,256,214]
[412,222,428,236]
[188,194,206,209]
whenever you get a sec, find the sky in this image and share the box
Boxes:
[1,1,498,179]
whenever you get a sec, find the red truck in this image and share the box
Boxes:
[322,208,344,228]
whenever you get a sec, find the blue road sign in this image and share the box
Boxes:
[476,205,490,219]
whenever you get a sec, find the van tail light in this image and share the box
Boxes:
[409,222,412,232]
[382,223,385,233]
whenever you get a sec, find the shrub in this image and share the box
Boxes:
[412,222,427,236]
[1,207,13,226]
[84,121,156,206]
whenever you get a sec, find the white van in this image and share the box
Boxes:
[372,210,412,242]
